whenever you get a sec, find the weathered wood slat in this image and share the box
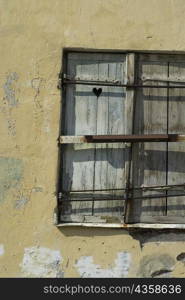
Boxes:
[62,55,98,216]
[129,56,168,222]
[61,53,126,221]
[167,62,185,217]
[93,57,126,220]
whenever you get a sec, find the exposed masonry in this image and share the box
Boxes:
[75,252,131,278]
[20,246,63,278]
[0,245,4,256]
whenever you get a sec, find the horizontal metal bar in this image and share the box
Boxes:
[62,198,125,202]
[61,192,185,202]
[62,79,185,88]
[143,77,185,83]
[60,134,185,144]
[129,193,185,200]
[61,183,185,193]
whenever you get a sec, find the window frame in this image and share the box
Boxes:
[56,48,185,229]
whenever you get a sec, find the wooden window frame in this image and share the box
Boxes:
[56,49,185,229]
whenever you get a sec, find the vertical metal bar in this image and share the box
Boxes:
[92,63,99,216]
[124,53,136,223]
[57,51,68,224]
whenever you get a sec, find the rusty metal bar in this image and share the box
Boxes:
[61,192,185,202]
[60,134,185,144]
[62,78,185,89]
[63,183,185,193]
[89,134,169,143]
[143,77,185,83]
[62,198,125,202]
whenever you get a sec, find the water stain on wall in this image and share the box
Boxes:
[75,252,131,278]
[14,187,43,209]
[0,157,23,203]
[137,254,175,278]
[3,72,19,107]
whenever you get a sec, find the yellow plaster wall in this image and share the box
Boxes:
[0,0,185,277]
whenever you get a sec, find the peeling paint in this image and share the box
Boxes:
[3,72,19,107]
[75,252,131,278]
[0,245,4,256]
[20,246,62,278]
[0,157,23,203]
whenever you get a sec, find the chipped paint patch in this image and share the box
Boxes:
[0,245,4,256]
[3,72,19,106]
[20,246,62,277]
[0,157,23,203]
[75,252,131,278]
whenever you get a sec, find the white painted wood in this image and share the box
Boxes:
[92,57,126,219]
[57,222,185,229]
[61,53,126,221]
[62,55,98,216]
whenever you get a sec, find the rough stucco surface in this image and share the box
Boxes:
[0,0,185,277]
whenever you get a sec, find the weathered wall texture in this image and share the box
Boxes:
[0,0,185,277]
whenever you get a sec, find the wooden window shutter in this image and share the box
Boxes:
[60,52,127,223]
[126,54,185,224]
[59,51,185,225]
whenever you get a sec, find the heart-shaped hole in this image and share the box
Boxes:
[93,87,102,97]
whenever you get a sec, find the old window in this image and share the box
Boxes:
[57,51,185,226]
